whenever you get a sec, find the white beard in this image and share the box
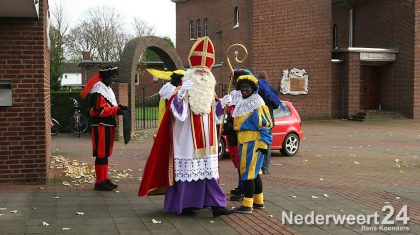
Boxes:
[184,68,216,115]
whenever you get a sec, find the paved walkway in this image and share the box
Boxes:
[1,119,420,234]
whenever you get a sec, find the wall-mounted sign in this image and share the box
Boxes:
[280,68,308,95]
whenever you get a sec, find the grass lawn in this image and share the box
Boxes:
[135,107,158,120]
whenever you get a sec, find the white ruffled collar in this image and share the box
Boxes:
[91,81,118,106]
[232,93,265,117]
[229,90,242,106]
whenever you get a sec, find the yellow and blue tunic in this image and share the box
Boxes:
[233,94,273,180]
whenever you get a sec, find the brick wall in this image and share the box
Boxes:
[345,52,361,116]
[352,0,415,118]
[251,0,333,119]
[332,3,350,48]
[0,0,50,184]
[415,0,420,119]
[112,83,128,140]
[175,0,418,119]
[175,0,251,86]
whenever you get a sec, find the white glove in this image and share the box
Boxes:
[221,94,232,107]
[178,79,193,99]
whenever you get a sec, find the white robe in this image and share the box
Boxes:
[170,98,219,182]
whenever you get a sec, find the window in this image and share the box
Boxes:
[273,103,291,119]
[333,24,338,49]
[234,6,239,28]
[196,19,202,38]
[189,20,195,40]
[203,18,208,36]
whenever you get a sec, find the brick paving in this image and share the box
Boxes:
[1,119,420,234]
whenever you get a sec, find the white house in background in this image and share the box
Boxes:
[60,63,83,90]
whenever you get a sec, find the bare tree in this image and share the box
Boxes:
[50,2,69,90]
[132,17,155,37]
[65,6,129,62]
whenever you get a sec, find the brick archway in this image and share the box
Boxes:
[116,36,184,137]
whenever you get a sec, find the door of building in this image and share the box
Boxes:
[360,66,381,110]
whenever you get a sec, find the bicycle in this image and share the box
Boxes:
[51,117,61,136]
[68,98,89,137]
[50,98,89,137]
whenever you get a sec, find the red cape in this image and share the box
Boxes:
[138,96,175,196]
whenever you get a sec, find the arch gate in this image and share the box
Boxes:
[115,36,184,137]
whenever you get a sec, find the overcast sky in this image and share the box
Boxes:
[49,0,176,42]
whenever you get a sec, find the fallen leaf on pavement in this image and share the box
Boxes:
[152,219,161,224]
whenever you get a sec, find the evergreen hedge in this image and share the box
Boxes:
[51,91,91,133]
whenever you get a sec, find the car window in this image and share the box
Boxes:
[273,103,291,118]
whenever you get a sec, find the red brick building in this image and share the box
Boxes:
[172,0,420,119]
[0,0,50,183]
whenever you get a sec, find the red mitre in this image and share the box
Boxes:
[188,36,215,70]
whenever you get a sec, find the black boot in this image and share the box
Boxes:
[229,194,243,201]
[94,182,114,191]
[181,208,197,216]
[105,179,118,189]
[212,206,235,217]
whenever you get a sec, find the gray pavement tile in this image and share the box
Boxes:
[149,230,180,235]
[175,227,211,235]
[85,223,119,233]
[0,216,26,225]
[25,225,57,234]
[141,217,177,230]
[31,201,58,207]
[112,216,142,224]
[83,211,111,218]
[0,225,27,233]
[115,222,148,232]
[28,212,57,220]
[135,209,166,217]
[119,231,151,235]
[56,218,86,225]
[110,209,138,217]
[86,217,114,225]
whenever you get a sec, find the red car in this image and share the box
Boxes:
[219,101,303,158]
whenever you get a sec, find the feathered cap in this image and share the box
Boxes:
[146,69,185,81]
[188,36,215,70]
[235,70,259,92]
[80,67,119,100]
[99,67,119,79]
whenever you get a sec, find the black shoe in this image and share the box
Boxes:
[94,182,114,191]
[262,169,269,174]
[212,207,235,217]
[230,187,241,195]
[253,203,265,209]
[105,179,118,189]
[236,206,252,214]
[230,194,243,201]
[181,208,196,216]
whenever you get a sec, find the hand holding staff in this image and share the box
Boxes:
[218,44,248,144]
